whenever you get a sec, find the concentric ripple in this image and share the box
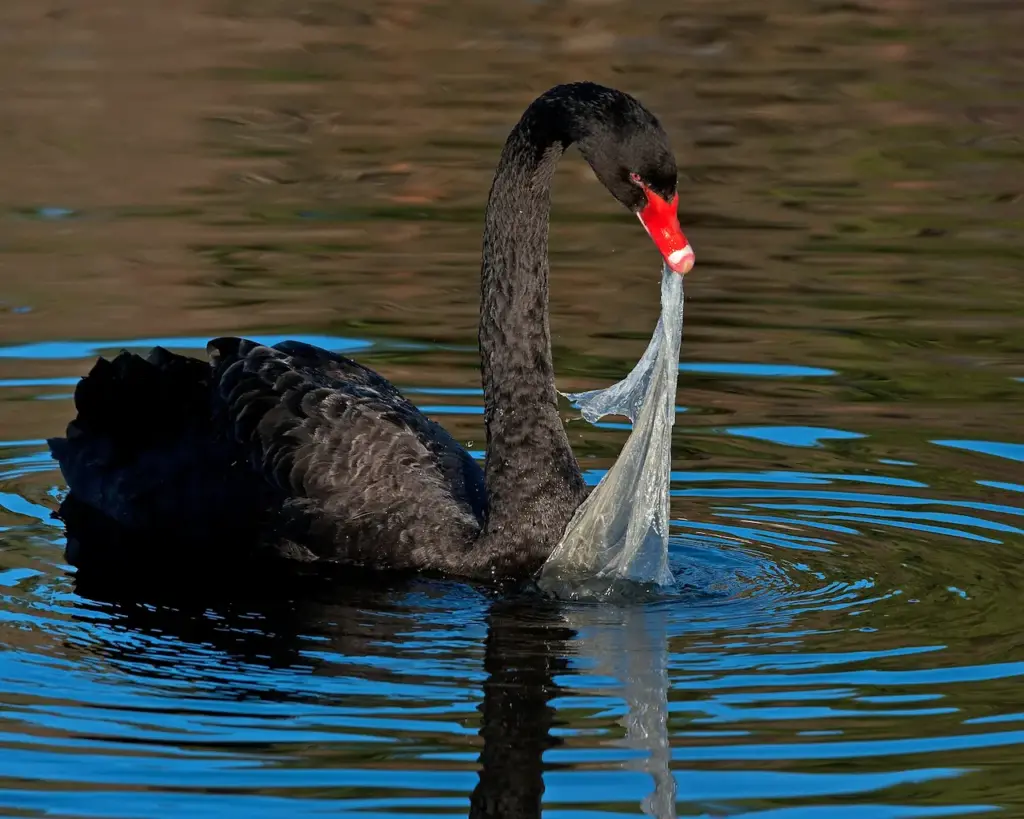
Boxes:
[0,332,1021,818]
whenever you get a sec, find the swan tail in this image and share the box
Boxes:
[48,347,260,567]
[48,346,211,491]
[58,345,206,433]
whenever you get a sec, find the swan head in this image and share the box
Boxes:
[574,88,695,274]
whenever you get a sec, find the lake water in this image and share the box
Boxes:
[1,0,1023,816]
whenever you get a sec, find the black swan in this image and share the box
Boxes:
[48,81,694,581]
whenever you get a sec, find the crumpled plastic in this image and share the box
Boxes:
[539,263,683,599]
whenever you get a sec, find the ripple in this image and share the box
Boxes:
[0,333,435,361]
[1,339,1024,819]
[725,426,867,448]
[933,439,1024,463]
[679,362,837,378]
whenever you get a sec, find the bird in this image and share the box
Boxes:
[47,81,694,582]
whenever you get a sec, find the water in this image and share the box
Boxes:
[1,0,1023,815]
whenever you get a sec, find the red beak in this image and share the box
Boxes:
[637,189,694,274]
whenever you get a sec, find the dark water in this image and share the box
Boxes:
[2,0,1024,816]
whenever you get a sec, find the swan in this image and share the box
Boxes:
[48,81,694,581]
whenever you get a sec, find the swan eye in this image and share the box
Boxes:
[629,172,643,186]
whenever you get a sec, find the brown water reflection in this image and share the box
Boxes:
[1,0,1024,816]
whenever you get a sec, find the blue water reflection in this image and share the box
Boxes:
[1,338,1023,819]
[725,427,866,448]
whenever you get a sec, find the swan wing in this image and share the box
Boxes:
[207,337,486,568]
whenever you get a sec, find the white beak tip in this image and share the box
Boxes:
[667,245,695,273]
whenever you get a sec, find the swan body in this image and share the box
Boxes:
[48,82,693,581]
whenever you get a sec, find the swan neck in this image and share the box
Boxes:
[477,112,586,567]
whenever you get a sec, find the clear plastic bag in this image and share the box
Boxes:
[539,264,683,599]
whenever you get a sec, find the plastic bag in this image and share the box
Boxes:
[538,263,683,599]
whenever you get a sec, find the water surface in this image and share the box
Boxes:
[1,0,1023,816]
